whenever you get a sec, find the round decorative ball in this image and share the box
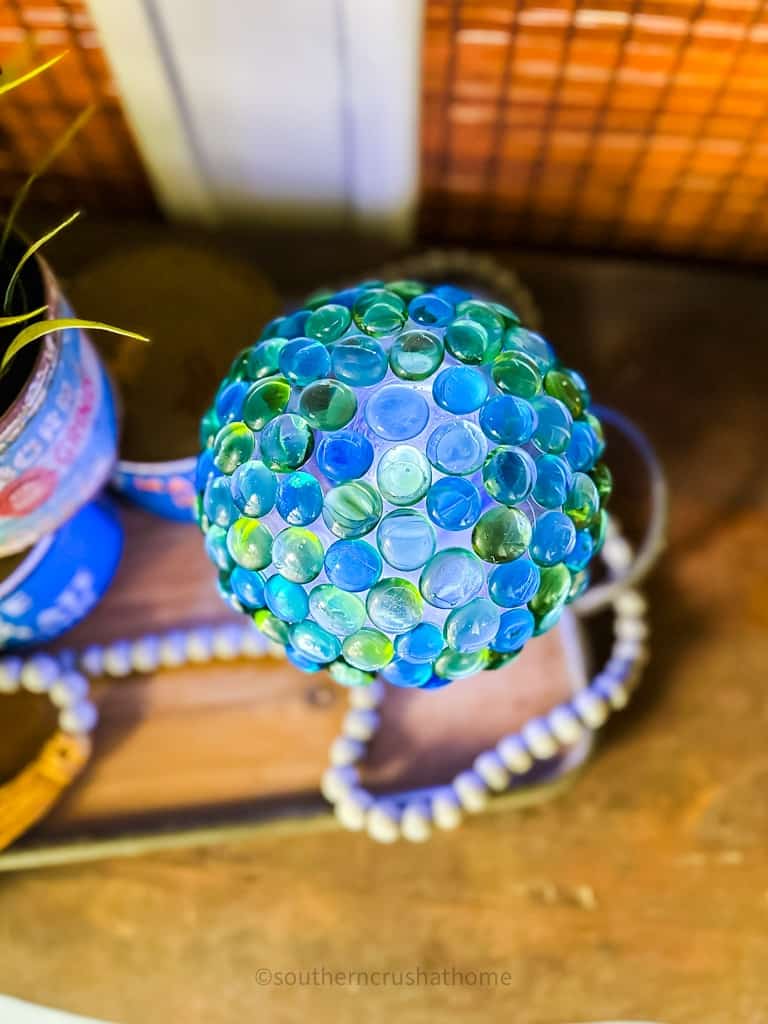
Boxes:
[196,279,612,689]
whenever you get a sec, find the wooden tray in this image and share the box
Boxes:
[0,504,594,870]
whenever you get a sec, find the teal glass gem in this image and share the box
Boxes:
[472,506,532,563]
[226,517,273,570]
[491,350,542,399]
[230,459,277,517]
[353,289,407,337]
[419,548,485,609]
[271,527,324,582]
[305,303,351,342]
[564,471,600,528]
[298,379,357,431]
[389,329,444,380]
[482,446,537,505]
[488,559,541,607]
[265,574,309,623]
[365,384,430,441]
[229,567,266,609]
[432,365,488,414]
[408,293,454,327]
[330,335,388,387]
[426,421,486,475]
[213,422,254,474]
[275,471,323,525]
[444,598,501,653]
[376,445,431,506]
[342,628,394,671]
[394,622,445,663]
[531,396,573,454]
[530,510,577,566]
[259,414,314,471]
[532,454,572,508]
[492,608,535,652]
[289,620,341,664]
[426,477,482,531]
[479,395,536,445]
[376,510,436,571]
[278,337,331,385]
[309,585,366,636]
[316,431,373,483]
[322,480,382,538]
[324,539,382,591]
[242,377,291,430]
[366,578,423,632]
[197,275,614,687]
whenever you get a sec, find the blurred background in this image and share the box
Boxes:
[2,0,767,260]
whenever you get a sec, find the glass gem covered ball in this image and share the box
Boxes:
[196,279,612,689]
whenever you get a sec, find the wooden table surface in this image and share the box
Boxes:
[0,228,766,1024]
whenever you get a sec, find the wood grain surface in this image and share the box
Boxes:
[0,227,765,1024]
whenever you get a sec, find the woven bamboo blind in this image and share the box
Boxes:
[0,0,156,215]
[420,0,768,260]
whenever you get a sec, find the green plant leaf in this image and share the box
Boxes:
[1,318,149,372]
[3,211,81,313]
[0,305,48,328]
[0,52,68,97]
[1,104,95,255]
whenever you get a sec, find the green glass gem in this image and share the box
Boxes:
[213,422,254,474]
[353,289,407,337]
[388,329,444,380]
[564,471,601,528]
[322,480,382,538]
[329,660,376,687]
[200,408,220,448]
[271,527,324,583]
[376,444,431,506]
[491,351,543,399]
[472,506,533,563]
[298,379,357,431]
[590,462,613,504]
[433,647,489,680]
[455,300,505,349]
[342,628,395,671]
[486,649,520,671]
[589,508,608,553]
[544,368,586,418]
[304,289,335,310]
[226,517,273,569]
[482,446,537,505]
[259,414,314,471]
[366,578,423,632]
[242,376,291,430]
[489,302,521,328]
[305,303,352,342]
[584,411,606,455]
[289,620,341,664]
[528,563,571,623]
[309,585,366,636]
[387,279,427,302]
[247,337,288,379]
[252,609,290,645]
[444,319,493,364]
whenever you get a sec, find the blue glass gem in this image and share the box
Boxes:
[280,309,311,339]
[278,337,331,385]
[426,421,486,475]
[434,283,472,304]
[531,510,577,566]
[289,621,341,663]
[316,430,374,483]
[565,529,594,572]
[285,647,322,673]
[426,477,482,531]
[445,598,501,653]
[566,420,600,471]
[229,567,265,609]
[432,366,488,413]
[330,335,388,387]
[394,622,445,664]
[230,460,277,517]
[264,574,309,623]
[275,472,324,525]
[204,525,233,571]
[504,328,555,371]
[381,657,433,688]
[195,448,218,492]
[324,539,382,591]
[365,384,430,441]
[488,559,541,607]
[532,454,573,508]
[377,510,436,571]
[492,608,536,652]
[531,396,573,454]
[482,446,537,505]
[215,380,248,424]
[203,475,237,528]
[479,395,537,445]
[408,293,454,328]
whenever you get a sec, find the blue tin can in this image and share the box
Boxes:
[111,456,197,522]
[0,258,119,556]
[0,497,123,651]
